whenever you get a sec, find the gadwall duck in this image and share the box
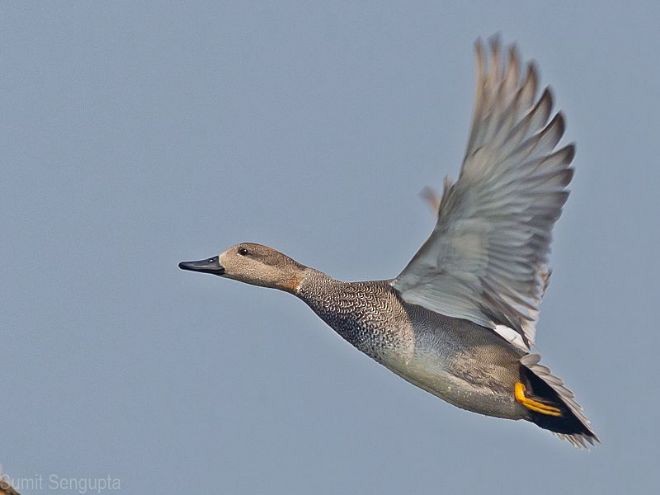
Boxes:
[180,38,598,447]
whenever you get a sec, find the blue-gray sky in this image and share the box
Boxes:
[2,2,659,494]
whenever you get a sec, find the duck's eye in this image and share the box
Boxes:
[238,247,249,256]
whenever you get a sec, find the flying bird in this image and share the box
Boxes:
[180,38,598,447]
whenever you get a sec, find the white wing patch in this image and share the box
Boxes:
[494,324,528,351]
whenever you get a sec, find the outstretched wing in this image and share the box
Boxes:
[392,38,575,348]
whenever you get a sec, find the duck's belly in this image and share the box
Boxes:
[384,351,524,420]
[380,314,527,420]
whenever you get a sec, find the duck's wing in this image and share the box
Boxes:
[392,38,574,349]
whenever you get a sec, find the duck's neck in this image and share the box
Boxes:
[295,268,344,305]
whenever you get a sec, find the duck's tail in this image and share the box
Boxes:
[519,354,599,448]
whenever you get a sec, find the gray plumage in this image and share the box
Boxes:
[299,271,526,419]
[180,36,598,448]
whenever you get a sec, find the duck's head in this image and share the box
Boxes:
[178,243,307,294]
